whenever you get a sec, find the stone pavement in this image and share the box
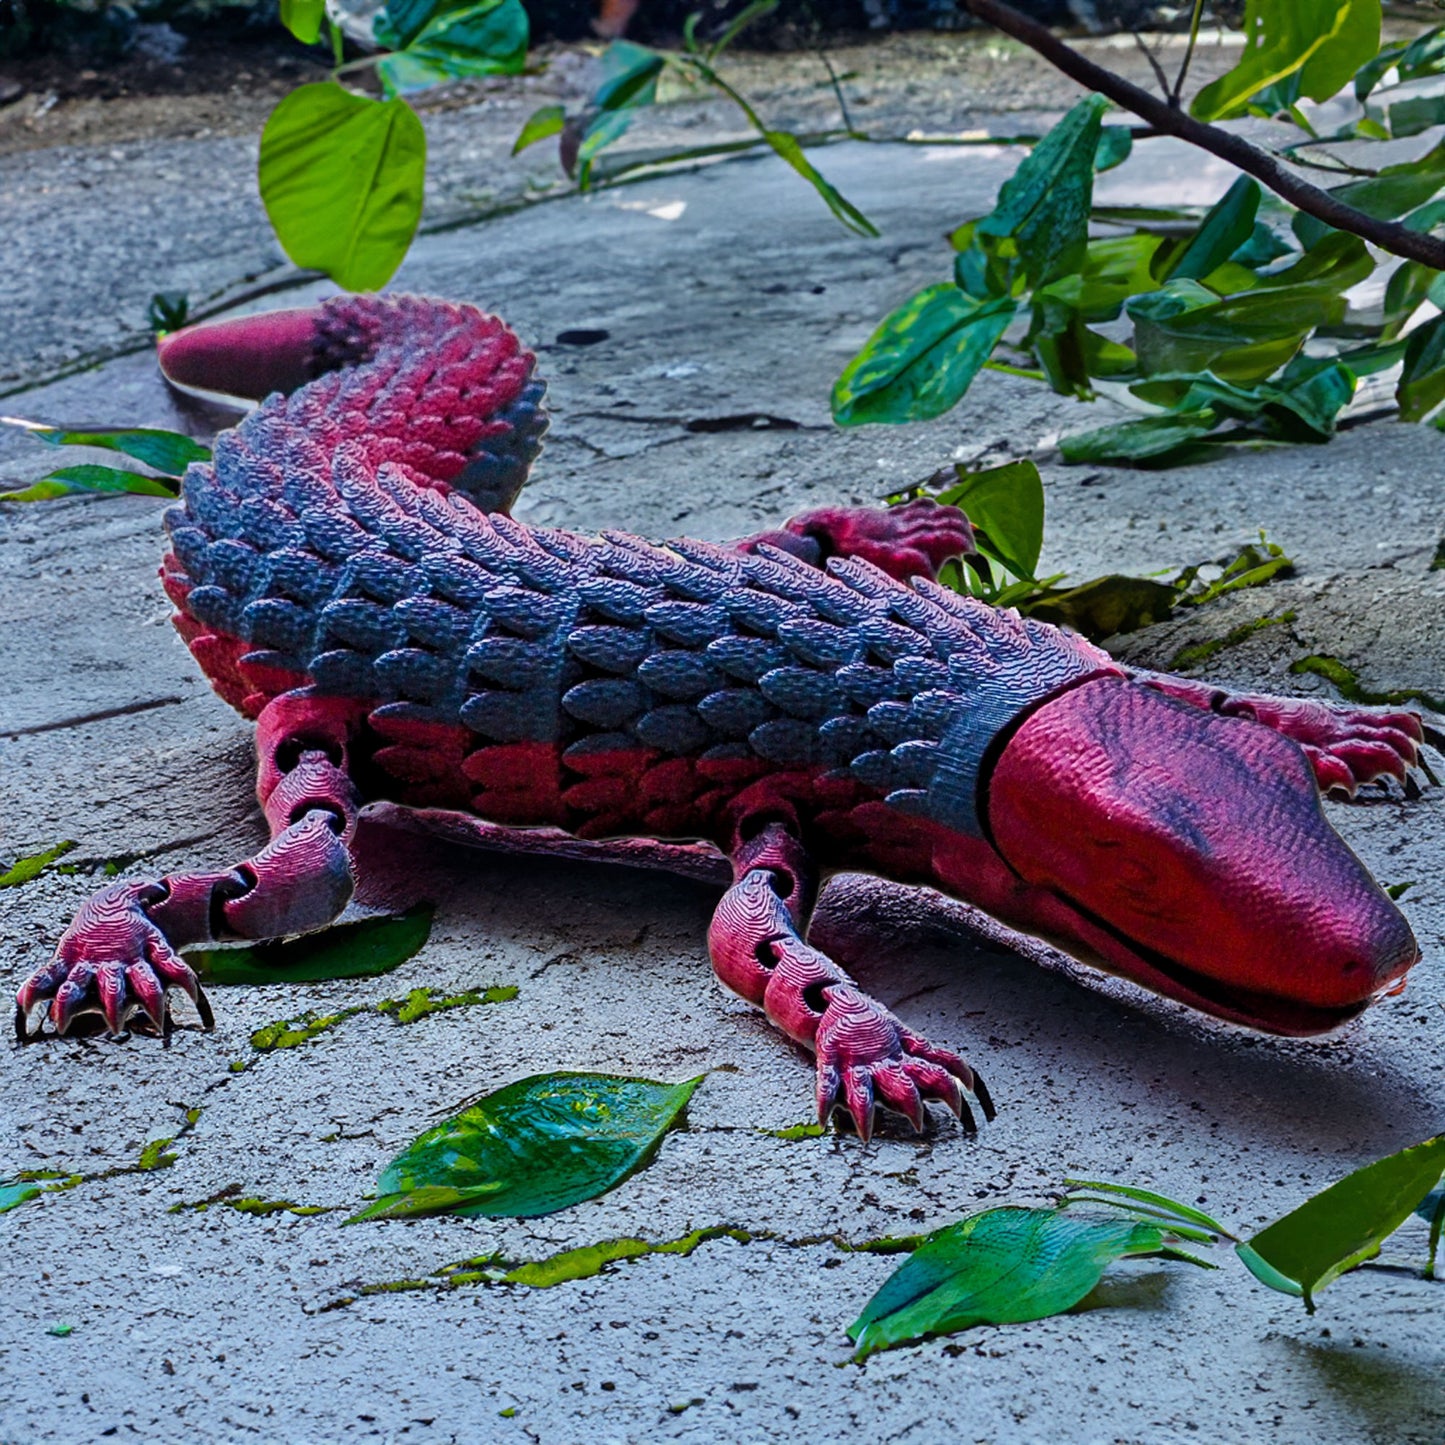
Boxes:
[2,53,1444,1445]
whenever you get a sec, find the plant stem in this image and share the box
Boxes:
[1172,0,1207,107]
[819,50,858,137]
[1131,31,1172,101]
[962,0,1445,270]
[328,18,345,69]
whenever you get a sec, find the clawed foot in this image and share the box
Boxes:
[786,498,977,583]
[14,882,214,1042]
[1219,694,1425,797]
[813,985,994,1143]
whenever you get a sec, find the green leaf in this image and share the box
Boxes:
[1166,176,1261,282]
[1237,1134,1445,1310]
[1127,280,1343,386]
[975,95,1107,288]
[848,1206,1200,1359]
[1293,137,1445,249]
[375,0,469,49]
[1021,574,1183,639]
[1062,1179,1232,1237]
[187,906,434,986]
[512,104,565,156]
[833,287,1016,426]
[2,417,210,476]
[377,0,529,97]
[280,0,325,44]
[259,83,426,292]
[147,291,190,335]
[349,1072,703,1222]
[1094,125,1133,173]
[592,39,665,112]
[704,0,777,60]
[1060,411,1220,466]
[0,465,179,503]
[931,460,1044,581]
[0,1180,43,1215]
[0,841,76,888]
[1192,0,1382,122]
[761,131,877,238]
[1398,312,1445,421]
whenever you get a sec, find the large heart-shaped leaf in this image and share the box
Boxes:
[259,83,426,292]
[931,459,1044,581]
[349,1071,703,1222]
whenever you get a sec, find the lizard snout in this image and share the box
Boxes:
[981,676,1420,1034]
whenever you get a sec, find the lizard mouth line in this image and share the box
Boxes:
[1052,889,1373,1037]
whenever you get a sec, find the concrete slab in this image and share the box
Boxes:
[2,135,1443,1445]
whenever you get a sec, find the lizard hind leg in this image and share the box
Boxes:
[708,823,993,1141]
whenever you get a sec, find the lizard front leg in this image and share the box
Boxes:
[708,823,993,1140]
[15,694,361,1041]
[1129,670,1427,797]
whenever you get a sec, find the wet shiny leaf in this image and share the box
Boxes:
[849,1206,1203,1359]
[833,286,1016,425]
[350,1072,703,1222]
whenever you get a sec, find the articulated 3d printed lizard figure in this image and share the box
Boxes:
[14,296,1427,1140]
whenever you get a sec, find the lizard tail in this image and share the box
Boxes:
[159,294,548,514]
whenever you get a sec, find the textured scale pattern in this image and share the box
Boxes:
[162,297,1112,848]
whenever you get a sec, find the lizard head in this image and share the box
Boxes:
[980,676,1419,1035]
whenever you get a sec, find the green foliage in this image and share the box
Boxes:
[851,1141,1445,1357]
[515,19,874,235]
[259,83,427,292]
[836,11,1445,463]
[1237,1135,1445,1310]
[848,1206,1208,1359]
[833,290,1016,425]
[1,417,206,503]
[349,1072,702,1222]
[898,461,1291,641]
[1191,0,1381,122]
[375,0,529,98]
[0,841,76,888]
[279,0,324,45]
[188,906,434,986]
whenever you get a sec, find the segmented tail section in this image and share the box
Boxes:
[161,295,548,714]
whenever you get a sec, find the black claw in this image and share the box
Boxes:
[972,1072,997,1123]
[194,984,215,1032]
[957,1096,978,1134]
[15,1002,33,1044]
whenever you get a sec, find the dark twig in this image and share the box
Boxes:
[962,0,1445,271]
[1172,0,1207,107]
[1131,31,1173,102]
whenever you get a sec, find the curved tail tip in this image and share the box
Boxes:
[157,306,325,402]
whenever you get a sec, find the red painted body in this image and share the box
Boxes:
[16,295,1430,1139]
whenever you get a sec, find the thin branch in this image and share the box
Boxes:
[818,49,859,137]
[963,0,1445,271]
[1131,30,1173,102]
[1172,0,1207,107]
